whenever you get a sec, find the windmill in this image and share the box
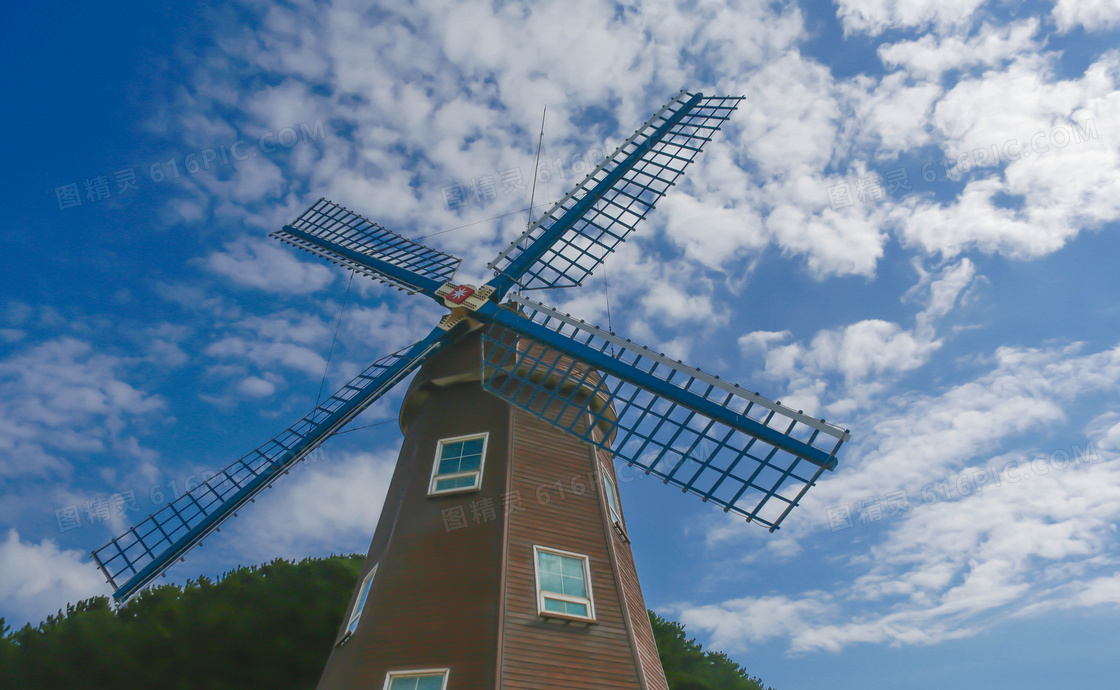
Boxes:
[92,90,850,689]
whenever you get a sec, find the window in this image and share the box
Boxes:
[602,469,623,526]
[384,669,449,690]
[428,433,488,495]
[344,565,377,638]
[534,546,595,621]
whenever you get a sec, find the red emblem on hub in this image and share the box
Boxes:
[446,285,475,304]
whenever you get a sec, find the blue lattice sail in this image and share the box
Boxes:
[489,91,743,291]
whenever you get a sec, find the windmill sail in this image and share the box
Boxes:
[488,90,743,292]
[272,198,461,295]
[92,332,444,602]
[480,296,849,530]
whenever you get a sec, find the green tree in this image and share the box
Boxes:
[0,555,362,690]
[650,611,774,690]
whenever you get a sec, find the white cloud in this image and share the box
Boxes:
[1,300,33,326]
[822,319,938,381]
[205,237,337,294]
[737,52,841,176]
[639,281,719,325]
[807,342,1120,514]
[661,189,768,270]
[206,336,326,380]
[769,318,937,416]
[0,338,164,478]
[1087,412,1120,452]
[0,529,110,627]
[549,230,727,353]
[739,330,792,355]
[675,592,835,652]
[764,200,888,278]
[236,375,278,397]
[161,0,821,293]
[835,0,989,36]
[204,310,334,382]
[225,449,397,562]
[1070,573,1120,607]
[343,302,443,354]
[740,259,975,414]
[916,257,975,322]
[877,19,1040,80]
[686,341,1120,654]
[890,52,1120,261]
[1052,0,1120,33]
[142,323,191,368]
[850,72,941,157]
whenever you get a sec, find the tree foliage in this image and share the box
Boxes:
[649,611,774,690]
[0,555,363,690]
[0,555,772,690]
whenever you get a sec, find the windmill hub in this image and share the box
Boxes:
[435,282,496,331]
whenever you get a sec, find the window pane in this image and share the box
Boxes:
[540,571,564,594]
[544,597,589,618]
[462,437,484,454]
[440,443,462,461]
[355,575,373,612]
[538,551,562,574]
[564,601,589,617]
[416,676,445,690]
[435,475,476,492]
[560,556,583,578]
[389,676,445,690]
[458,454,482,472]
[438,458,461,474]
[604,473,621,520]
[347,567,376,633]
[562,574,586,598]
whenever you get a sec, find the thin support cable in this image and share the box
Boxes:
[335,418,396,435]
[521,106,547,296]
[413,200,559,241]
[603,264,616,357]
[313,268,357,463]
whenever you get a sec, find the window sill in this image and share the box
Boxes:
[427,485,481,497]
[539,610,597,626]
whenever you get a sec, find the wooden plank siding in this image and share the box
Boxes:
[498,410,646,688]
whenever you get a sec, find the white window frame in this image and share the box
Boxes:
[533,545,596,622]
[601,468,623,527]
[428,432,488,496]
[383,668,450,690]
[341,564,377,642]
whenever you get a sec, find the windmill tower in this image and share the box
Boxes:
[92,91,850,690]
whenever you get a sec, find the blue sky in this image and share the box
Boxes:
[4,1,1120,688]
